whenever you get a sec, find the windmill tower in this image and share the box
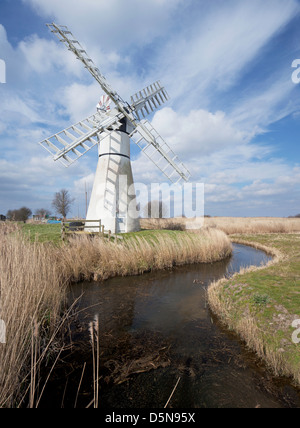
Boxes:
[39,23,191,233]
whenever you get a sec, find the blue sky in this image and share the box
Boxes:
[0,0,300,217]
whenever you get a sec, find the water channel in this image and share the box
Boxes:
[41,244,300,408]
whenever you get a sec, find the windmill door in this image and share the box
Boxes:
[116,216,126,233]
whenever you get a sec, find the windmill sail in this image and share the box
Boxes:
[131,119,191,184]
[47,23,130,116]
[39,22,192,233]
[130,81,169,120]
[39,111,125,167]
[46,24,171,128]
[41,23,191,182]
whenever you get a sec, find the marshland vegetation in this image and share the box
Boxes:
[0,221,232,406]
[1,216,299,406]
[141,216,300,235]
[208,234,300,387]
[139,217,300,387]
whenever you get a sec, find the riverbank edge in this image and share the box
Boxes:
[0,225,235,407]
[61,228,233,284]
[207,234,300,387]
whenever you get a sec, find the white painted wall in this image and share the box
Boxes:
[86,129,140,234]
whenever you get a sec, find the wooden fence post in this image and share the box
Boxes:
[61,221,65,241]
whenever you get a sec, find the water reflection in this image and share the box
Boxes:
[45,244,300,408]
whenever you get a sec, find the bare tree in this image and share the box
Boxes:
[143,200,168,218]
[35,208,51,219]
[52,189,74,219]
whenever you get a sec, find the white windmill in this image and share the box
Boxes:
[39,23,191,233]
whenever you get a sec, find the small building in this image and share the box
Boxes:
[0,215,6,221]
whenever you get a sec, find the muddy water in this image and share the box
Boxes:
[42,244,300,408]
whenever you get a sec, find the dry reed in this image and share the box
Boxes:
[204,217,300,235]
[0,223,66,407]
[141,217,300,235]
[0,222,232,406]
[61,228,233,282]
[89,315,100,408]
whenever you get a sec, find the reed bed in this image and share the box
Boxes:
[204,217,300,235]
[61,228,233,282]
[141,217,300,235]
[0,222,232,406]
[0,223,66,407]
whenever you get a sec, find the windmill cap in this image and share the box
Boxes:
[97,94,112,111]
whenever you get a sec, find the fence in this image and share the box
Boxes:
[61,219,122,242]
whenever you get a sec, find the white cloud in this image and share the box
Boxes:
[58,75,144,124]
[58,82,101,123]
[0,93,41,123]
[131,154,164,184]
[197,152,300,215]
[242,180,286,197]
[72,173,95,206]
[152,0,299,104]
[229,78,298,135]
[0,0,299,217]
[22,0,184,50]
[151,107,246,157]
[18,34,84,77]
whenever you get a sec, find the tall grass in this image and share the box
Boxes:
[0,223,66,407]
[0,223,232,406]
[141,217,300,235]
[61,228,232,282]
[204,217,300,234]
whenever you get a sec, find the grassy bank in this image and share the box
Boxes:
[23,217,300,243]
[208,233,300,386]
[0,222,232,406]
[61,227,232,282]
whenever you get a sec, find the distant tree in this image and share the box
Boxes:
[16,207,32,222]
[35,208,51,218]
[52,189,74,219]
[6,207,32,222]
[6,210,14,220]
[143,200,168,218]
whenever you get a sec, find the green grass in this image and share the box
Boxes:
[21,223,62,245]
[232,234,300,316]
[21,223,186,246]
[209,233,300,385]
[122,228,185,243]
